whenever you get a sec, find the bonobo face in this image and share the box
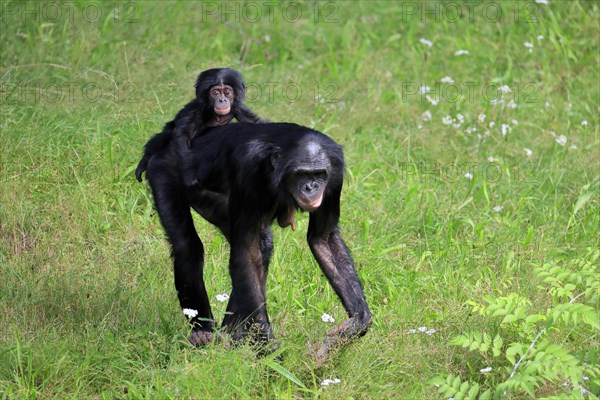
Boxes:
[210,84,234,115]
[285,141,330,212]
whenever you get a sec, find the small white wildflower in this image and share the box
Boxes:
[480,367,493,373]
[419,84,431,95]
[524,148,533,157]
[454,49,469,56]
[466,126,477,134]
[417,124,423,129]
[425,329,436,335]
[456,114,464,123]
[583,376,590,381]
[440,76,455,83]
[478,113,486,123]
[484,130,491,137]
[489,121,495,128]
[182,308,198,319]
[524,41,534,49]
[264,34,271,42]
[421,110,432,121]
[507,99,517,109]
[581,120,588,126]
[321,312,335,323]
[216,293,230,302]
[548,130,557,138]
[545,101,550,109]
[407,329,417,334]
[537,35,544,41]
[490,98,502,105]
[555,135,567,146]
[501,124,511,136]
[570,144,577,150]
[512,119,519,125]
[487,156,497,162]
[492,206,503,213]
[419,38,433,47]
[535,0,548,4]
[425,94,438,106]
[321,378,341,386]
[418,326,428,332]
[442,116,453,125]
[465,172,473,180]
[499,85,512,94]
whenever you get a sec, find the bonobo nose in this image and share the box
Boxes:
[304,181,319,192]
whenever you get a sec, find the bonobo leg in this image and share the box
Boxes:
[146,155,214,345]
[223,209,274,343]
[307,187,371,364]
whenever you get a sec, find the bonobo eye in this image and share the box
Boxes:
[210,88,221,98]
[223,88,233,98]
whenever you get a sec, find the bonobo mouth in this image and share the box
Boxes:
[296,195,323,212]
[214,106,231,115]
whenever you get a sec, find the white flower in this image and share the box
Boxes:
[524,41,534,52]
[555,135,567,146]
[581,120,588,126]
[419,84,431,95]
[425,329,436,335]
[216,293,230,302]
[501,124,511,136]
[492,206,503,213]
[264,34,271,42]
[535,0,548,4]
[512,119,519,125]
[425,95,438,106]
[537,35,544,41]
[570,144,577,150]
[421,110,432,121]
[524,148,533,157]
[321,312,335,323]
[442,116,453,125]
[419,38,433,47]
[487,156,497,162]
[418,326,428,332]
[478,113,486,123]
[507,99,517,109]
[465,172,473,180]
[549,130,557,138]
[407,329,417,334]
[466,126,477,134]
[490,98,502,105]
[440,76,455,83]
[545,101,550,109]
[321,378,341,386]
[182,308,198,319]
[480,367,493,373]
[499,85,512,94]
[454,49,469,56]
[456,114,464,123]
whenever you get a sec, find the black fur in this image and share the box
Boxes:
[135,68,266,183]
[144,122,371,356]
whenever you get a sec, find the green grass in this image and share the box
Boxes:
[0,1,598,399]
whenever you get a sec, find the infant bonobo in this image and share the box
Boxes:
[135,68,267,185]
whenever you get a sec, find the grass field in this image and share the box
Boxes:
[1,1,598,399]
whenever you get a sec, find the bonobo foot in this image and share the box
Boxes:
[309,315,371,367]
[188,329,213,346]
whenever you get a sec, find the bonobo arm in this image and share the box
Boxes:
[307,184,371,364]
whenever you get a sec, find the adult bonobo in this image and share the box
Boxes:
[135,68,267,185]
[144,122,371,360]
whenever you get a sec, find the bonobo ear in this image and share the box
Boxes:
[271,149,282,168]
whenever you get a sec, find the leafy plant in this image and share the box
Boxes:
[431,248,599,399]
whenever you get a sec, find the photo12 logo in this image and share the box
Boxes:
[399,1,542,23]
[1,81,137,104]
[200,1,339,23]
[401,81,539,105]
[1,1,138,23]
[245,81,339,104]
